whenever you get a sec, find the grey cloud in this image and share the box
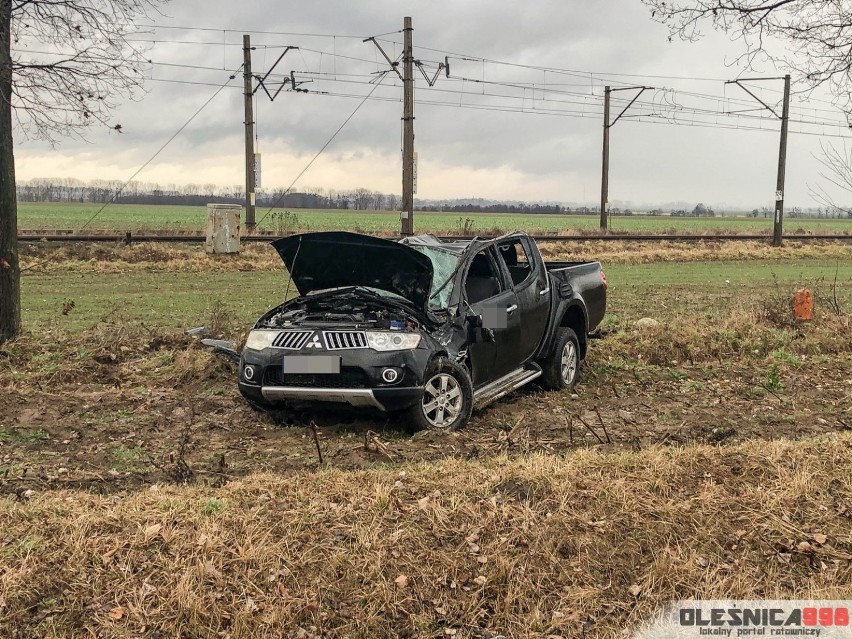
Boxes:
[12,0,849,208]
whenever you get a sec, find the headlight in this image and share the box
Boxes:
[245,330,278,351]
[366,331,421,351]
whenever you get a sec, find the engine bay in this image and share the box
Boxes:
[258,294,419,330]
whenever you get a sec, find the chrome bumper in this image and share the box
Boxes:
[261,386,384,410]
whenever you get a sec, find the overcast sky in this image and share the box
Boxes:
[13,0,852,210]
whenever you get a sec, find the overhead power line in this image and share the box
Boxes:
[277,85,852,140]
[111,34,852,119]
[78,65,243,231]
[139,23,403,40]
[247,69,848,129]
[254,69,395,228]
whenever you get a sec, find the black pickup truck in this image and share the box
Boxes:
[237,231,606,430]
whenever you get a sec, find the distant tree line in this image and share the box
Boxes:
[15,178,400,211]
[15,178,852,218]
[670,203,715,217]
[748,206,851,219]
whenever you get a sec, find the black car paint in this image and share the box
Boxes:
[271,233,434,313]
[237,231,606,416]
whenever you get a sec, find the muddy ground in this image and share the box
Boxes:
[5,241,851,497]
[2,345,849,497]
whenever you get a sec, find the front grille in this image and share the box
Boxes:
[272,331,314,350]
[263,367,369,389]
[324,331,367,350]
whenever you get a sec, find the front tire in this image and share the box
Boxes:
[539,327,581,391]
[406,358,473,431]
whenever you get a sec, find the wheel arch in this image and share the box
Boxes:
[559,303,588,358]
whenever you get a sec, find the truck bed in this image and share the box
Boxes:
[544,260,606,333]
[544,260,601,270]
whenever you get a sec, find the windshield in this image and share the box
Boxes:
[410,245,461,310]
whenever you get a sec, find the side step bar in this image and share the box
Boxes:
[473,364,542,409]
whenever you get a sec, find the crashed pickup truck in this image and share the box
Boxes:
[237,231,606,430]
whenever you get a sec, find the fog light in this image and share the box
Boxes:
[381,368,399,383]
[243,365,256,381]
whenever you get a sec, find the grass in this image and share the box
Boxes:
[0,428,49,444]
[19,253,852,334]
[110,445,146,468]
[21,271,284,333]
[2,436,852,637]
[17,201,852,234]
[2,241,851,638]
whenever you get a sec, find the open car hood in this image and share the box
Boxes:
[271,232,434,312]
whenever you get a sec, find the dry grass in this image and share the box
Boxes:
[601,308,852,366]
[5,240,851,638]
[0,311,232,389]
[1,435,851,638]
[537,239,852,265]
[18,239,852,273]
[20,241,281,274]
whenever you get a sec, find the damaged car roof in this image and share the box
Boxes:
[401,232,524,255]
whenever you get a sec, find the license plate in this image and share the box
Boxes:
[281,356,341,374]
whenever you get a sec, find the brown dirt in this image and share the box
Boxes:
[2,259,852,637]
[1,320,849,497]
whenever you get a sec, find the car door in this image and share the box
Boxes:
[463,247,520,385]
[495,237,550,364]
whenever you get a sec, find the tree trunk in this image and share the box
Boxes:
[0,0,20,342]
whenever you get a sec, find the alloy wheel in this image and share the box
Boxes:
[421,372,463,428]
[560,341,578,385]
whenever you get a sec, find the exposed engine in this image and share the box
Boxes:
[258,295,418,331]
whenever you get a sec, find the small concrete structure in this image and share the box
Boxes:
[206,204,241,254]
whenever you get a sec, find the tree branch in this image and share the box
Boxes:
[8,0,165,142]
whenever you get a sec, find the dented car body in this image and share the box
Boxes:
[238,231,606,430]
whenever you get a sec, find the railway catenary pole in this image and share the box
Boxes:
[598,85,651,232]
[725,75,791,247]
[243,34,257,232]
[600,87,610,231]
[401,16,415,236]
[773,74,791,247]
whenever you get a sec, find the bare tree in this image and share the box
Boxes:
[642,0,852,113]
[809,141,852,218]
[0,0,164,342]
[352,187,373,211]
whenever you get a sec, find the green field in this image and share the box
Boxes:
[16,201,852,234]
[21,258,852,334]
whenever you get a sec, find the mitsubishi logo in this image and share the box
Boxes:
[304,334,323,349]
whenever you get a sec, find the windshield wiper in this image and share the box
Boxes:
[429,261,465,302]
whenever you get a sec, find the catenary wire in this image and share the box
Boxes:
[254,69,395,227]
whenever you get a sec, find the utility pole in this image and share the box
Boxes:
[600,87,610,231]
[599,85,650,231]
[401,16,415,236]
[243,34,256,232]
[773,74,791,247]
[725,75,791,247]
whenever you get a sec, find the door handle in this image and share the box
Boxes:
[506,304,518,314]
[539,287,551,296]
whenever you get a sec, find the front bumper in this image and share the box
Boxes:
[238,342,433,412]
[254,385,424,412]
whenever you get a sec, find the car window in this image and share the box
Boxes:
[465,249,504,304]
[409,245,462,311]
[497,240,533,287]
